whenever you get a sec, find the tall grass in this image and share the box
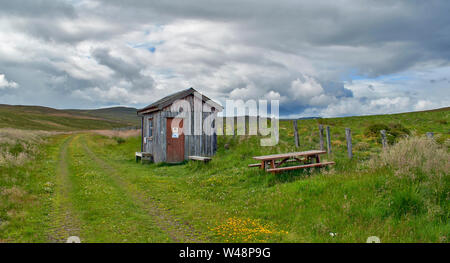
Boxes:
[92,129,140,139]
[369,136,449,178]
[0,129,63,242]
[367,136,449,227]
[0,128,54,166]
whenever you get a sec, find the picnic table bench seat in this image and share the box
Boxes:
[188,156,212,163]
[266,161,335,173]
[135,152,153,163]
[248,159,299,167]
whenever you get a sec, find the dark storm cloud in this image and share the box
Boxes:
[91,48,155,90]
[0,0,448,115]
[0,0,76,18]
[92,48,141,80]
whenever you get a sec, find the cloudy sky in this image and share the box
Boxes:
[0,0,449,117]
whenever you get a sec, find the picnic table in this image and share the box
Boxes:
[249,150,335,173]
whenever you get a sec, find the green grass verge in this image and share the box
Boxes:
[0,135,66,242]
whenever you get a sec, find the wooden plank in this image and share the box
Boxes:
[252,150,326,161]
[207,135,211,156]
[267,161,335,173]
[161,113,167,162]
[184,130,189,159]
[190,115,195,155]
[275,157,290,168]
[345,128,352,159]
[213,131,217,154]
[202,112,206,156]
[293,120,299,147]
[248,159,299,168]
[189,156,212,162]
[204,133,207,156]
[207,113,211,156]
[140,116,144,152]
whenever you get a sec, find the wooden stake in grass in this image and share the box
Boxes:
[345,128,352,159]
[380,129,387,148]
[293,120,299,147]
[326,126,332,155]
[319,125,324,151]
[426,132,434,138]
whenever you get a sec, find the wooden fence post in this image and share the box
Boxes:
[345,128,352,159]
[326,126,332,155]
[319,125,324,151]
[293,120,299,147]
[380,130,387,148]
[426,132,434,138]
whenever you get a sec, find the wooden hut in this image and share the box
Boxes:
[136,88,222,163]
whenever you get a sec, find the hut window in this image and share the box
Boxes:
[148,118,153,138]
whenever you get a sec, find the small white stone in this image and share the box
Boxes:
[66,236,81,243]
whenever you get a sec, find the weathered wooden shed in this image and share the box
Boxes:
[137,88,222,163]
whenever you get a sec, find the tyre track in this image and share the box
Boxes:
[79,135,205,243]
[48,135,81,243]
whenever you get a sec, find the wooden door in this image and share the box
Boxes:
[166,118,185,163]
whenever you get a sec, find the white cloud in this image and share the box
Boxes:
[0,74,18,89]
[318,96,410,117]
[414,100,437,111]
[290,76,323,100]
[264,90,281,100]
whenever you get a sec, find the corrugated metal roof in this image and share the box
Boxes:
[137,87,222,114]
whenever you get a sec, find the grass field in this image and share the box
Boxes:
[0,108,448,242]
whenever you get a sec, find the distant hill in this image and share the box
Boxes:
[0,104,138,131]
[412,106,450,113]
[67,107,140,126]
[1,104,448,131]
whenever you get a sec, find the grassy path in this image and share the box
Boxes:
[78,134,205,242]
[48,135,80,242]
[56,134,171,242]
[42,134,175,242]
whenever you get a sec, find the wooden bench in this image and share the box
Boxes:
[188,156,212,163]
[135,152,153,163]
[267,161,335,173]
